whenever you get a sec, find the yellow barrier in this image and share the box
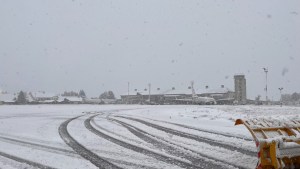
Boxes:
[235,119,300,169]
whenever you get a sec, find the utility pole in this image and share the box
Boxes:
[263,68,268,103]
[191,81,197,104]
[278,87,283,107]
[191,81,196,96]
[148,83,151,102]
[127,82,130,104]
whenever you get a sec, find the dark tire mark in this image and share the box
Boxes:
[0,151,56,169]
[111,119,230,169]
[0,136,74,155]
[91,117,143,145]
[111,118,247,169]
[105,158,158,169]
[145,117,252,141]
[85,114,200,169]
[117,116,256,157]
[0,136,154,169]
[58,115,122,169]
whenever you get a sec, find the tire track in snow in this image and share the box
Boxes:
[91,116,144,145]
[111,118,247,169]
[0,135,155,169]
[110,118,233,169]
[85,114,200,169]
[0,135,75,155]
[58,115,122,169]
[0,151,56,169]
[144,117,253,141]
[117,116,256,157]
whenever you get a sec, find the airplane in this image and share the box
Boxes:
[174,81,216,105]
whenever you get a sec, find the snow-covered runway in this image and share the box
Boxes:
[1,105,300,169]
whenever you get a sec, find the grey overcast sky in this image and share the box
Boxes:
[0,0,299,100]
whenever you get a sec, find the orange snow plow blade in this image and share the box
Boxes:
[235,119,300,169]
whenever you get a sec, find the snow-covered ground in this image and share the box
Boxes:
[0,104,299,169]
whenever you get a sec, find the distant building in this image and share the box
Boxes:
[199,85,235,104]
[29,91,58,103]
[57,96,83,104]
[0,92,17,104]
[120,87,189,105]
[28,91,84,104]
[234,74,247,104]
[120,86,233,105]
[161,87,192,105]
[83,98,103,104]
[120,90,144,104]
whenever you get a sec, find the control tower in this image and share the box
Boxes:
[234,74,247,104]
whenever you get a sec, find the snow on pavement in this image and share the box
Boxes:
[0,104,299,168]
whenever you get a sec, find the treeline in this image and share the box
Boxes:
[281,92,300,105]
[2,90,116,105]
[62,90,86,98]
[61,90,115,99]
[99,91,115,99]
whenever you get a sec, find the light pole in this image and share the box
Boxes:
[278,87,283,106]
[263,68,268,103]
[127,82,130,104]
[148,83,151,102]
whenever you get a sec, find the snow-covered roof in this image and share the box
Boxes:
[83,98,102,104]
[102,99,116,104]
[121,88,193,96]
[40,100,57,103]
[58,96,83,102]
[198,87,233,94]
[162,89,192,95]
[0,93,17,103]
[121,87,234,97]
[26,93,35,102]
